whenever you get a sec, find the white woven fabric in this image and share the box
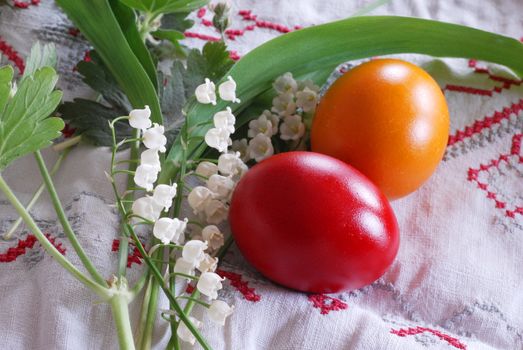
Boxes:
[0,1,522,349]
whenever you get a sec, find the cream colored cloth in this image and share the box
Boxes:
[0,1,522,349]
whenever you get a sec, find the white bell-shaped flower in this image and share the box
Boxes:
[217,152,248,176]
[218,76,240,103]
[280,115,305,141]
[152,184,177,212]
[134,164,158,191]
[140,149,161,172]
[182,240,208,265]
[248,114,274,138]
[201,225,225,251]
[187,186,214,214]
[131,196,163,222]
[195,78,217,105]
[298,79,320,93]
[296,87,318,112]
[129,105,152,130]
[213,107,236,134]
[204,199,229,225]
[208,300,234,326]
[195,161,219,178]
[231,139,249,162]
[143,123,167,153]
[273,72,298,94]
[248,134,274,162]
[197,254,218,273]
[173,257,196,278]
[271,92,296,117]
[177,317,203,345]
[197,272,225,299]
[260,110,280,135]
[153,217,187,245]
[206,174,235,200]
[205,127,230,153]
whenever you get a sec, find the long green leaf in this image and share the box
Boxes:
[109,0,159,89]
[0,66,64,171]
[159,15,523,182]
[55,0,162,124]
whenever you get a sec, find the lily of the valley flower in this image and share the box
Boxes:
[197,272,225,299]
[248,133,274,162]
[280,115,306,141]
[204,199,229,224]
[143,123,167,152]
[182,240,208,265]
[152,184,177,211]
[213,107,236,134]
[296,87,318,112]
[218,76,240,103]
[140,149,161,172]
[217,152,247,176]
[129,105,152,130]
[248,114,274,138]
[204,127,231,153]
[131,196,163,222]
[195,161,219,178]
[271,91,297,117]
[173,257,196,278]
[134,164,158,191]
[208,300,234,326]
[177,316,203,345]
[188,186,215,214]
[195,78,217,105]
[206,174,235,200]
[273,72,298,94]
[197,254,218,273]
[260,110,280,135]
[153,217,187,245]
[231,139,249,162]
[201,225,225,251]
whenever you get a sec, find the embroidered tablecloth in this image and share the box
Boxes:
[0,0,522,349]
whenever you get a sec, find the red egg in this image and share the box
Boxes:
[229,151,399,293]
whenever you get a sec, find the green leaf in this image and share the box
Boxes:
[59,99,133,146]
[23,42,58,78]
[0,66,64,171]
[120,0,208,16]
[55,0,163,124]
[75,51,131,112]
[159,15,523,183]
[162,12,194,32]
[151,29,185,44]
[109,0,158,89]
[0,65,12,113]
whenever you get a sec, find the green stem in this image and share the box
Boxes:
[127,226,211,350]
[110,294,136,350]
[0,173,108,298]
[34,151,108,287]
[4,150,68,239]
[139,276,160,350]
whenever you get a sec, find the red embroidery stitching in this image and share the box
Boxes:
[216,268,261,302]
[0,234,65,263]
[13,0,39,9]
[391,326,467,350]
[183,31,221,42]
[0,37,25,74]
[468,59,522,87]
[444,84,494,96]
[308,294,348,315]
[111,239,143,267]
[467,133,523,218]
[185,283,195,294]
[447,99,523,146]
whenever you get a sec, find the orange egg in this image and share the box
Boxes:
[311,59,449,199]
